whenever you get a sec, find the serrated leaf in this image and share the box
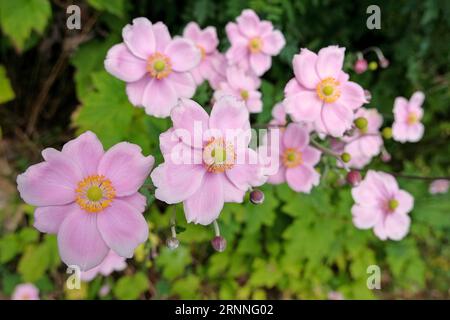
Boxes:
[113,272,149,299]
[0,65,15,103]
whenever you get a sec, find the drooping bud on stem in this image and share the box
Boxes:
[346,170,362,186]
[211,236,227,252]
[364,89,372,102]
[166,237,179,250]
[250,189,265,204]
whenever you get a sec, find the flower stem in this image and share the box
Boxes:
[213,220,221,237]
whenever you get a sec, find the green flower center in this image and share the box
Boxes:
[153,60,166,72]
[388,199,399,211]
[211,147,227,163]
[322,85,334,96]
[240,90,249,101]
[87,186,103,202]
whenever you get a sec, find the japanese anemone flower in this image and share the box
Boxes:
[151,96,266,225]
[392,91,425,143]
[105,18,201,118]
[17,131,154,271]
[81,250,127,282]
[225,9,285,76]
[284,46,367,137]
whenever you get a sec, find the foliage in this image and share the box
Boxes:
[0,0,449,300]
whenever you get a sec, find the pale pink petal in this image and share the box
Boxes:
[104,44,147,82]
[316,46,345,79]
[226,44,248,65]
[142,78,177,117]
[351,204,382,229]
[261,30,285,55]
[249,52,271,76]
[122,17,155,59]
[409,91,425,109]
[120,192,147,212]
[57,207,109,271]
[393,97,409,119]
[392,121,409,143]
[183,173,224,225]
[151,162,205,204]
[61,131,104,176]
[97,198,149,258]
[406,123,424,142]
[395,190,414,214]
[226,149,265,191]
[236,9,260,37]
[246,95,263,113]
[165,38,201,72]
[283,123,309,150]
[171,98,209,148]
[267,166,286,184]
[168,71,196,98]
[209,96,250,132]
[293,49,320,89]
[98,142,154,197]
[339,81,367,110]
[126,76,151,106]
[198,26,219,53]
[225,22,247,45]
[284,78,304,96]
[34,203,76,234]
[284,90,322,122]
[222,174,246,203]
[17,152,82,207]
[159,128,180,156]
[373,220,388,240]
[153,22,172,52]
[285,165,319,193]
[302,146,321,166]
[183,22,201,41]
[384,213,411,240]
[320,102,353,137]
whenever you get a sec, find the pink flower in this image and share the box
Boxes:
[351,171,413,241]
[81,250,127,282]
[11,283,40,300]
[353,58,368,74]
[264,123,321,193]
[207,52,227,90]
[225,9,285,76]
[269,102,287,126]
[429,179,449,195]
[183,22,221,86]
[151,97,266,225]
[392,91,425,143]
[284,46,367,137]
[214,66,262,113]
[17,131,154,271]
[335,108,383,169]
[105,18,201,118]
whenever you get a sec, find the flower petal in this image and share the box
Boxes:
[226,149,266,191]
[142,78,177,117]
[320,102,353,137]
[284,90,322,122]
[236,9,261,37]
[17,152,82,207]
[384,213,411,240]
[168,72,196,98]
[153,22,172,52]
[351,204,382,229]
[122,17,155,59]
[34,203,76,234]
[183,172,224,225]
[98,142,154,197]
[57,207,109,271]
[267,166,286,184]
[395,190,414,214]
[104,44,147,82]
[283,123,309,150]
[249,52,271,76]
[339,81,367,110]
[209,95,250,133]
[262,30,285,55]
[61,131,104,176]
[222,174,246,203]
[97,198,149,258]
[165,38,201,72]
[126,75,151,107]
[302,146,321,166]
[293,49,320,89]
[285,165,320,193]
[316,46,345,79]
[225,22,247,45]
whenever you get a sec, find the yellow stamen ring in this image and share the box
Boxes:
[316,77,341,103]
[248,37,263,53]
[407,112,418,125]
[197,45,206,60]
[203,138,236,173]
[282,148,303,168]
[76,175,116,213]
[146,52,172,79]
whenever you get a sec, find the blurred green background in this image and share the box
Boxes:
[0,0,449,299]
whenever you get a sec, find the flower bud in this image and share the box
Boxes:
[381,151,391,163]
[346,170,362,186]
[353,59,368,74]
[354,117,368,130]
[379,58,389,68]
[211,236,226,252]
[364,89,372,102]
[166,237,179,250]
[341,152,351,163]
[368,61,378,71]
[250,189,264,204]
[382,127,392,139]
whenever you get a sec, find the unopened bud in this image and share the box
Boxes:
[382,127,392,139]
[379,58,389,68]
[368,61,378,71]
[211,236,226,252]
[381,151,391,163]
[354,59,368,74]
[354,117,368,130]
[346,170,362,186]
[166,237,179,250]
[341,152,351,163]
[364,89,372,102]
[250,189,265,204]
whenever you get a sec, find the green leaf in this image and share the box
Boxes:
[113,272,149,299]
[0,0,51,50]
[171,275,200,299]
[87,0,127,17]
[0,65,15,103]
[156,247,192,280]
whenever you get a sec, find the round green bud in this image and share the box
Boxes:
[382,127,393,139]
[354,117,368,130]
[341,152,351,163]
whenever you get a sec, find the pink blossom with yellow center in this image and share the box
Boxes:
[392,91,425,143]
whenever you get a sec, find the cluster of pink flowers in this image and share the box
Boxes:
[15,9,434,277]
